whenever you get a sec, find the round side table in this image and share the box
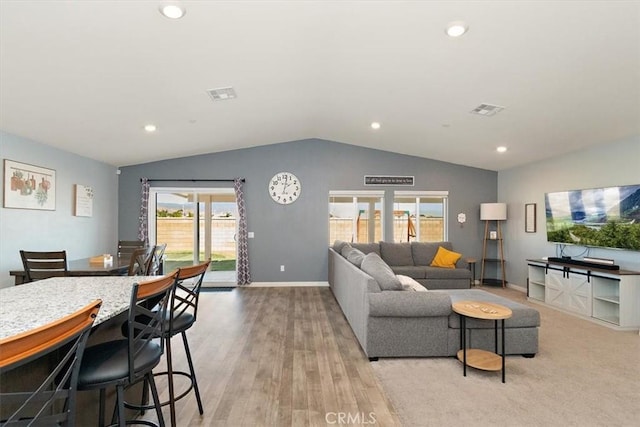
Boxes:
[452,300,512,383]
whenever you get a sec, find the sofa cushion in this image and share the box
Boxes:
[444,289,541,329]
[389,266,427,279]
[411,242,452,265]
[346,248,366,267]
[350,242,381,256]
[380,242,413,266]
[361,253,403,291]
[430,246,462,269]
[397,275,428,292]
[423,266,471,280]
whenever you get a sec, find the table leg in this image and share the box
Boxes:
[501,319,506,383]
[461,314,467,377]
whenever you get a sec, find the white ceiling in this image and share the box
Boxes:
[1,1,639,171]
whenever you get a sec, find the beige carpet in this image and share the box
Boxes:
[371,287,640,427]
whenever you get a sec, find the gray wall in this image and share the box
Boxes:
[0,131,119,288]
[118,139,497,282]
[499,135,640,290]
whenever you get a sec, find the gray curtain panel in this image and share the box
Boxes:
[234,178,251,285]
[137,177,150,246]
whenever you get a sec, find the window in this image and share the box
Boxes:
[393,191,448,242]
[329,191,384,244]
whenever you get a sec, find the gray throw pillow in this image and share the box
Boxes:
[361,252,403,291]
[346,248,365,267]
[350,242,381,256]
[340,243,354,258]
[333,240,349,253]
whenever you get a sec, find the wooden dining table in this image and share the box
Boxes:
[9,254,131,285]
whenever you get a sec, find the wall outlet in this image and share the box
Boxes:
[248,231,254,238]
[280,265,285,272]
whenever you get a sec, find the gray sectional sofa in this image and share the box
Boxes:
[340,241,472,289]
[328,242,540,360]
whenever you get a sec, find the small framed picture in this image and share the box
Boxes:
[525,203,536,233]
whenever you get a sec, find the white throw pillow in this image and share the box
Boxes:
[397,274,428,292]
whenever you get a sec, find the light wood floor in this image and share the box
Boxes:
[145,287,401,426]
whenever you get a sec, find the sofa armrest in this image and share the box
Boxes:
[368,291,452,317]
[455,258,469,269]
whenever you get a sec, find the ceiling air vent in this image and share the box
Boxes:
[470,103,505,116]
[207,87,237,101]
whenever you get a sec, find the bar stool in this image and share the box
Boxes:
[77,272,178,427]
[127,246,155,276]
[162,261,210,426]
[131,261,210,426]
[0,300,102,426]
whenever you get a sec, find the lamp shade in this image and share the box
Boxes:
[480,203,507,221]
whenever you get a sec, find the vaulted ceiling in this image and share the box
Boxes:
[1,1,638,171]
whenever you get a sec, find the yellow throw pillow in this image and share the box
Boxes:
[430,246,462,269]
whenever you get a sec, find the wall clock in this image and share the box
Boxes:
[269,172,301,204]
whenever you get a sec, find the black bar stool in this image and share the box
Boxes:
[78,273,178,427]
[134,261,210,427]
[0,300,101,426]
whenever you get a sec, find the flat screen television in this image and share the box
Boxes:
[544,184,640,251]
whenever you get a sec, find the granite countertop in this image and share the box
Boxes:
[0,276,155,340]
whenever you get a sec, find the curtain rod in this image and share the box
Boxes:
[141,178,244,183]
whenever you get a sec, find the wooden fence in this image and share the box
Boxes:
[329,218,444,243]
[158,217,445,257]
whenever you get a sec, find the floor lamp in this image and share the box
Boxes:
[480,203,507,287]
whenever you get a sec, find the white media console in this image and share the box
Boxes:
[527,259,640,331]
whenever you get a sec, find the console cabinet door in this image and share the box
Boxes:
[545,269,567,309]
[545,268,592,316]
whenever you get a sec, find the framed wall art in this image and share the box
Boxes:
[525,203,536,233]
[74,184,94,217]
[3,159,56,210]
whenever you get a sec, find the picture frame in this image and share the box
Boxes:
[74,184,94,217]
[3,159,56,210]
[525,203,536,233]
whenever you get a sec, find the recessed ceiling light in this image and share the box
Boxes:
[159,2,186,19]
[497,146,508,153]
[144,124,157,132]
[371,122,381,130]
[446,21,468,37]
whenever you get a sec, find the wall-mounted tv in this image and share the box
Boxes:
[544,184,640,251]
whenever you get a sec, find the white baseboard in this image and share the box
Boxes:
[248,281,329,287]
[507,283,527,293]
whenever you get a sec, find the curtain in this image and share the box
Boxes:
[234,177,251,285]
[137,177,150,246]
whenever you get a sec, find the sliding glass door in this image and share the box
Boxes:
[148,187,237,283]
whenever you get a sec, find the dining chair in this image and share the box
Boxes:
[0,299,102,426]
[127,246,155,276]
[19,250,69,282]
[77,272,178,427]
[149,243,167,275]
[118,240,145,258]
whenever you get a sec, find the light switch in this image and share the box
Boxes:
[248,232,255,238]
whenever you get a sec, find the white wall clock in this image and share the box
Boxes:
[269,172,301,204]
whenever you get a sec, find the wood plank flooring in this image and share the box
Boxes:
[142,287,400,426]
